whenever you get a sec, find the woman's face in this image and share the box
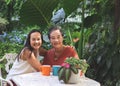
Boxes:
[30,32,42,50]
[50,29,63,49]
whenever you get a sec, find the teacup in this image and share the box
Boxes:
[52,65,61,76]
[41,65,51,76]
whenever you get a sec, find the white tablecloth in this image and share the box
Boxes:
[11,72,100,86]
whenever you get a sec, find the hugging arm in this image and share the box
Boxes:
[21,48,42,71]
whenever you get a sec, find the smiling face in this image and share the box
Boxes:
[30,32,42,50]
[50,29,63,49]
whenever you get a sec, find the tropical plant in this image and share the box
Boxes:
[58,57,89,83]
[1,0,119,85]
[19,0,81,26]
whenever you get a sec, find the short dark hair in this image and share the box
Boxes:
[48,25,63,39]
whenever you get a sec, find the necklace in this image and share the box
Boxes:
[54,56,58,61]
[54,46,65,61]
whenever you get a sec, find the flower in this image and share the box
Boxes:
[58,57,89,84]
[61,62,70,68]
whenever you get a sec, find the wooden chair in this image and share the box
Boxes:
[0,53,17,86]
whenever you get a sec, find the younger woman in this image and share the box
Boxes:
[6,29,46,80]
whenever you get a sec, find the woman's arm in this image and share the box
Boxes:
[21,48,42,72]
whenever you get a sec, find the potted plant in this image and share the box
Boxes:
[58,57,89,84]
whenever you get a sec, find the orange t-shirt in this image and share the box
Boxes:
[43,46,78,66]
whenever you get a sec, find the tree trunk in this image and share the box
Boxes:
[6,1,14,31]
[114,0,120,32]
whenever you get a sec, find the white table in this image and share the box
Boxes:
[11,72,100,86]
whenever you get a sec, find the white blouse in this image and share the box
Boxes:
[6,58,37,80]
[6,48,40,80]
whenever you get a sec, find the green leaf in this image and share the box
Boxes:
[64,68,71,83]
[70,66,78,74]
[62,0,83,17]
[5,0,11,5]
[20,0,60,26]
[58,67,65,80]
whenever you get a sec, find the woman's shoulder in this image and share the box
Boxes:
[21,47,31,54]
[46,48,55,55]
[20,47,31,60]
[47,48,54,53]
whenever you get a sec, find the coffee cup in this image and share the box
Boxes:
[41,65,51,76]
[52,65,61,76]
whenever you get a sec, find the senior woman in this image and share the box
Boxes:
[43,25,79,66]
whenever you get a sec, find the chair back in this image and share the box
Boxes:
[0,77,13,86]
[0,53,17,86]
[2,53,17,73]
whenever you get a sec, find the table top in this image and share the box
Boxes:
[11,72,100,86]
